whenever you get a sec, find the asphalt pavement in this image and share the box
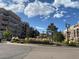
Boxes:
[0,43,32,59]
[0,43,79,59]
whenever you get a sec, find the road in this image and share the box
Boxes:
[24,45,79,59]
[0,43,32,59]
[0,43,79,59]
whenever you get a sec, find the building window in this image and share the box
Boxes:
[74,30,75,37]
[0,29,6,31]
[67,31,70,38]
[77,29,79,37]
[2,23,7,26]
[3,19,8,21]
[3,13,9,16]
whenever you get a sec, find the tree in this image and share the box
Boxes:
[47,23,58,42]
[27,27,40,38]
[47,23,58,32]
[33,29,40,37]
[3,31,12,41]
[53,32,65,42]
[47,23,65,43]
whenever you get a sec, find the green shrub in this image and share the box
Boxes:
[68,40,76,46]
[11,37,20,43]
[25,38,50,44]
[3,31,12,41]
[64,39,76,46]
[64,39,69,45]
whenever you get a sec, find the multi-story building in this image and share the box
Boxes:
[20,22,30,38]
[64,22,79,42]
[0,8,23,39]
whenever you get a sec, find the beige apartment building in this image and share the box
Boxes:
[64,22,79,42]
[0,8,23,39]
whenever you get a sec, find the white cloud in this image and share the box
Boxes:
[53,0,79,8]
[0,3,7,8]
[35,26,45,30]
[12,0,24,3]
[53,13,63,18]
[53,11,65,18]
[24,0,55,17]
[0,0,27,13]
[44,15,50,19]
[0,0,79,19]
[5,3,25,13]
[0,0,2,2]
[25,0,79,18]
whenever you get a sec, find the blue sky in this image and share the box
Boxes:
[0,0,79,33]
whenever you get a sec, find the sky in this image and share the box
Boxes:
[0,0,79,33]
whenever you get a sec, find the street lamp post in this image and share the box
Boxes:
[47,30,53,43]
[65,23,70,41]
